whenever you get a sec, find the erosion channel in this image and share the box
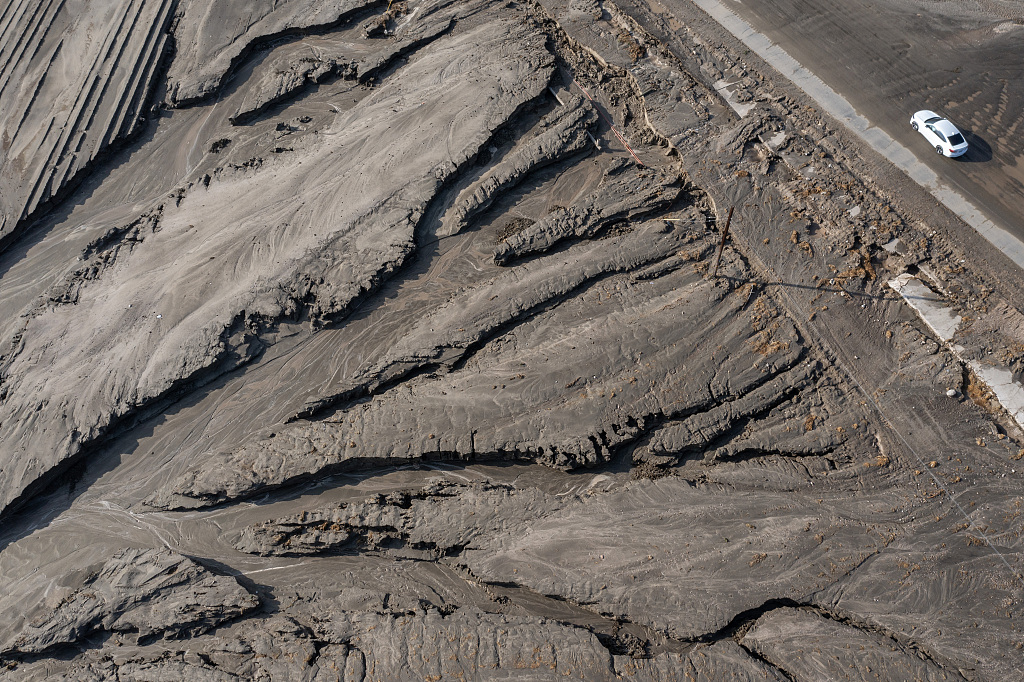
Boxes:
[0,0,1022,679]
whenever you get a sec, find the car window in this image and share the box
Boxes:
[927,126,947,142]
[948,133,965,145]
[924,116,942,124]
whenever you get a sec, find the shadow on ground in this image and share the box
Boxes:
[957,129,993,163]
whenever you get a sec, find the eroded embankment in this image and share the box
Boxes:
[0,0,1022,680]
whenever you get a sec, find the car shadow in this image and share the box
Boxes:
[957,128,992,163]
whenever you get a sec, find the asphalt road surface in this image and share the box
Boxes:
[713,0,1024,246]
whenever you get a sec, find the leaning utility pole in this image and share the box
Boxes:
[712,206,734,277]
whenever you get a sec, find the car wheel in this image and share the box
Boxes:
[912,122,919,130]
[936,146,944,155]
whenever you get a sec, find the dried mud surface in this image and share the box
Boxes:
[0,0,1022,680]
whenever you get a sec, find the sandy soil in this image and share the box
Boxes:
[0,0,1022,680]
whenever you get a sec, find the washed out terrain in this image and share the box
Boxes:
[0,0,1022,679]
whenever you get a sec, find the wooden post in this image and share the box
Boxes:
[712,206,734,277]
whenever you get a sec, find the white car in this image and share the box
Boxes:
[910,110,968,157]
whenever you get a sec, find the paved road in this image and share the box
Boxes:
[689,0,1024,268]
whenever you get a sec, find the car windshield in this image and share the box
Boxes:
[948,133,965,145]
[924,116,942,124]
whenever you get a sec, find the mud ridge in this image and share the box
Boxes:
[2,0,1024,679]
[0,0,176,255]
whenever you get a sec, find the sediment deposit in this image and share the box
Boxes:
[0,0,1022,679]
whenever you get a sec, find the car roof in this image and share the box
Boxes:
[933,119,960,136]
